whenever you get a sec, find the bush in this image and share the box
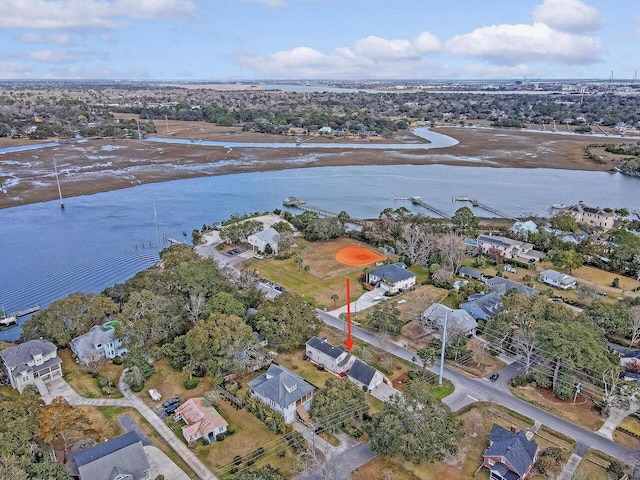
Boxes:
[247,460,255,467]
[184,378,199,390]
[511,374,530,387]
[233,455,243,466]
[112,356,123,365]
[251,447,265,458]
[230,467,238,474]
[608,461,625,479]
[216,433,226,442]
[530,371,552,389]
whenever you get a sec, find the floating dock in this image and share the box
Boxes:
[453,196,518,221]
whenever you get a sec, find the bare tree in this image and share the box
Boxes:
[398,224,437,266]
[437,234,467,275]
[512,324,538,374]
[184,292,206,323]
[628,305,640,348]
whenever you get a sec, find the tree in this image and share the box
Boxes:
[552,249,583,274]
[368,303,402,334]
[437,234,467,276]
[310,378,367,433]
[628,305,640,348]
[37,397,98,461]
[331,293,339,307]
[550,212,580,233]
[206,291,246,317]
[253,293,316,350]
[124,365,145,390]
[237,466,285,480]
[417,345,436,375]
[184,292,206,323]
[366,381,462,463]
[451,207,479,234]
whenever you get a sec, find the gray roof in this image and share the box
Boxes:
[369,262,416,284]
[306,337,348,360]
[477,235,521,248]
[459,267,483,280]
[422,303,478,333]
[539,269,577,286]
[484,424,538,478]
[74,431,150,480]
[70,325,117,354]
[461,292,503,319]
[248,364,314,408]
[0,339,57,368]
[622,350,640,360]
[486,277,539,297]
[252,227,280,244]
[347,359,378,386]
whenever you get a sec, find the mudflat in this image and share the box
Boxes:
[0,123,626,210]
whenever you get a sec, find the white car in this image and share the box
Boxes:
[397,299,408,305]
[373,296,383,301]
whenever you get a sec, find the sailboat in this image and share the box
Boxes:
[53,155,64,209]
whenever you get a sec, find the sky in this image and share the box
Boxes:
[0,0,638,81]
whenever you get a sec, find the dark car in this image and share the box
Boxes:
[162,397,180,408]
[164,403,181,415]
[488,373,499,383]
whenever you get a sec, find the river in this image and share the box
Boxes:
[1,131,639,340]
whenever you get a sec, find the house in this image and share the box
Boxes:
[550,201,615,230]
[477,235,544,262]
[174,397,228,444]
[72,431,151,480]
[421,303,478,336]
[539,269,577,290]
[0,339,63,393]
[482,424,539,480]
[459,266,484,281]
[305,337,355,375]
[510,221,539,236]
[70,324,127,365]
[247,364,314,423]
[485,277,539,298]
[247,227,280,254]
[461,292,503,321]
[347,359,387,392]
[367,262,416,293]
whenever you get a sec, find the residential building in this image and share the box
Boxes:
[247,364,314,424]
[550,201,615,230]
[458,266,484,281]
[485,277,539,298]
[476,235,544,262]
[0,339,62,393]
[461,292,503,321]
[347,359,387,392]
[305,337,355,375]
[247,227,280,254]
[539,269,577,290]
[367,262,416,293]
[482,424,539,480]
[421,303,478,336]
[174,397,228,444]
[318,126,332,134]
[510,220,539,236]
[72,431,151,480]
[70,324,127,365]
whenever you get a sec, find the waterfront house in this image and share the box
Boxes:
[305,337,355,375]
[510,220,539,236]
[72,431,150,480]
[0,339,62,393]
[347,359,387,392]
[247,364,314,424]
[421,303,478,336]
[550,201,615,230]
[247,227,280,254]
[174,397,228,444]
[539,269,577,290]
[367,262,416,293]
[70,324,127,365]
[476,235,544,262]
[482,424,539,480]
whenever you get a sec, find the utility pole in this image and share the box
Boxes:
[573,382,581,404]
[438,311,448,385]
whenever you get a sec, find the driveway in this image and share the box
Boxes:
[370,382,400,403]
[329,287,387,317]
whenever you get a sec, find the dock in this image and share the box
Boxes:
[453,196,518,221]
[282,198,363,225]
[0,304,41,327]
[394,196,451,219]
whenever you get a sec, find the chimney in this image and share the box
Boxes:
[510,425,517,433]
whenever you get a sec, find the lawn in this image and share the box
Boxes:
[139,359,213,409]
[59,348,123,398]
[574,449,633,480]
[510,384,605,431]
[614,415,640,451]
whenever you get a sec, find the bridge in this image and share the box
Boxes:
[453,196,518,221]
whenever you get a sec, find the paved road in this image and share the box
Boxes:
[316,310,640,468]
[295,442,377,480]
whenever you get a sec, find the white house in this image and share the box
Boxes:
[421,303,478,336]
[367,262,416,293]
[247,364,314,424]
[347,359,387,392]
[70,324,127,365]
[539,269,577,290]
[550,201,615,230]
[247,227,280,254]
[305,337,355,375]
[0,339,63,393]
[174,397,228,444]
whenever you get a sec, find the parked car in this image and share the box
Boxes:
[597,291,607,296]
[162,397,180,408]
[164,403,181,415]
[488,373,499,383]
[397,299,408,305]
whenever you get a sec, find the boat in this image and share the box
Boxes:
[0,315,17,327]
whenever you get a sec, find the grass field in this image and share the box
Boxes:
[59,348,123,398]
[614,415,640,451]
[574,449,632,480]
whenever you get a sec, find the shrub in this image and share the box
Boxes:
[233,455,243,466]
[608,461,625,479]
[184,378,199,390]
[112,356,123,365]
[230,467,238,474]
[511,374,530,387]
[216,433,226,442]
[247,460,255,467]
[251,447,265,458]
[530,371,552,389]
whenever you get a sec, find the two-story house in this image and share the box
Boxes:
[247,364,314,424]
[550,201,615,230]
[0,339,62,393]
[247,227,280,254]
[70,324,127,365]
[483,424,540,480]
[476,235,541,261]
[305,337,355,375]
[367,262,416,293]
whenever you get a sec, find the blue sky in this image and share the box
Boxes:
[0,0,638,80]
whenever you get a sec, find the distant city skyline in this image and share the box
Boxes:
[0,0,638,81]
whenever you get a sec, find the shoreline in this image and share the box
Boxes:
[0,125,627,210]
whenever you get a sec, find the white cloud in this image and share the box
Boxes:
[26,49,86,64]
[0,0,195,30]
[50,33,71,45]
[532,0,601,33]
[238,0,343,8]
[350,33,441,60]
[635,14,640,34]
[446,22,604,65]
[0,61,34,79]
[18,32,44,43]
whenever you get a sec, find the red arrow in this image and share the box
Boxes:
[345,278,354,351]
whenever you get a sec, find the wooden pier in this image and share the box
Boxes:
[0,305,41,327]
[453,196,518,221]
[283,198,363,224]
[394,196,451,219]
